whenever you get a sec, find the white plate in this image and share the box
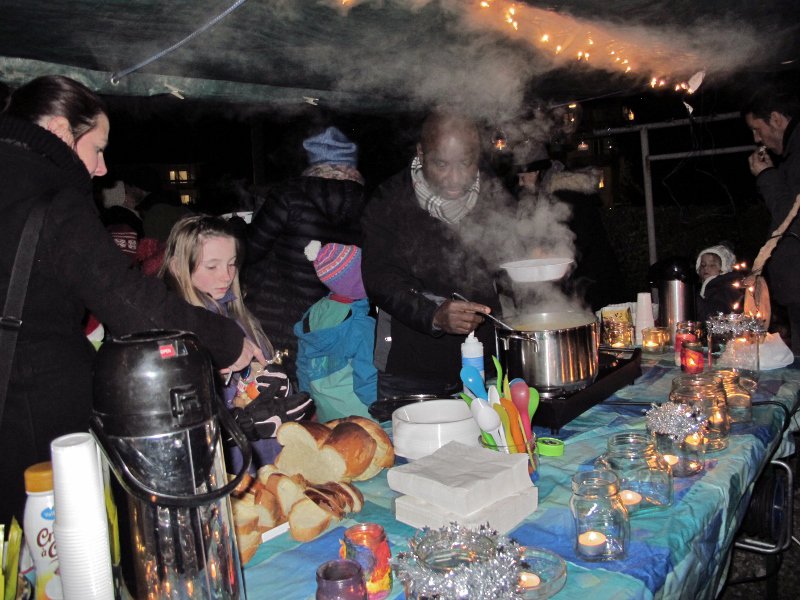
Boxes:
[501,258,574,283]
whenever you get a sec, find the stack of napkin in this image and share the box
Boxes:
[387,441,537,534]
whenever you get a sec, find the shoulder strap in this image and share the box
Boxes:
[0,198,52,424]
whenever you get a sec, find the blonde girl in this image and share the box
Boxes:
[159,214,274,360]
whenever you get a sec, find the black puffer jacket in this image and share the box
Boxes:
[243,176,366,381]
[0,116,245,525]
[361,169,515,389]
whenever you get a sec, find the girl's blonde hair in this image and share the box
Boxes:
[159,215,274,357]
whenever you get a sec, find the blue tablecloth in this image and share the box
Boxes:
[243,356,800,600]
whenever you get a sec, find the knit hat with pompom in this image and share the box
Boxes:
[304,240,366,300]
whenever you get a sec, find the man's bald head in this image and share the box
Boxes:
[419,112,480,154]
[417,111,481,200]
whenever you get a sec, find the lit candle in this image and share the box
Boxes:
[619,490,643,507]
[663,454,679,466]
[611,341,625,348]
[577,530,607,557]
[709,411,725,425]
[684,433,703,448]
[518,571,541,589]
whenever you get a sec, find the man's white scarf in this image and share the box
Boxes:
[411,156,480,224]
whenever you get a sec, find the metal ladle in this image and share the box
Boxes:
[451,292,514,331]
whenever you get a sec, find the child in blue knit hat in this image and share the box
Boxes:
[294,240,378,422]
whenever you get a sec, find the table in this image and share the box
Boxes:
[243,356,800,600]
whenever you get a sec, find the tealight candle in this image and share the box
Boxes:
[577,530,607,557]
[619,490,643,507]
[518,571,541,589]
[662,454,679,466]
[642,327,666,353]
[684,433,703,448]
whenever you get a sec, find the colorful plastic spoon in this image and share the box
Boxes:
[492,404,513,452]
[528,386,540,422]
[459,366,487,400]
[510,381,533,441]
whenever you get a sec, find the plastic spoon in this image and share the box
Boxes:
[459,366,487,400]
[528,386,540,422]
[469,398,503,447]
[491,355,504,395]
[492,404,513,451]
[488,385,502,407]
[510,381,533,441]
[500,398,526,450]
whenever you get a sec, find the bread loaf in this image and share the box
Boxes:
[275,421,338,483]
[344,416,395,480]
[318,422,377,481]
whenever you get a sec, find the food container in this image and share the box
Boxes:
[500,258,574,283]
[391,400,480,460]
[496,312,599,397]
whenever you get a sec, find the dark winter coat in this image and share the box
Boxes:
[361,168,514,389]
[0,116,245,525]
[757,119,800,306]
[243,176,365,381]
[696,271,743,323]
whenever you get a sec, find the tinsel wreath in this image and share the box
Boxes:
[391,523,525,599]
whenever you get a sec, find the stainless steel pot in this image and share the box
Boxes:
[496,312,599,397]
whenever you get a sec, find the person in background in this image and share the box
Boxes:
[294,240,377,422]
[514,148,625,312]
[361,110,515,398]
[0,75,263,526]
[159,215,313,471]
[244,126,366,385]
[695,244,742,323]
[743,87,800,353]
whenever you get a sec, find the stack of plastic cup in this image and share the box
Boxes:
[50,433,114,600]
[635,292,655,346]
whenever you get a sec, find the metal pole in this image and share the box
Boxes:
[640,128,657,264]
[648,144,756,162]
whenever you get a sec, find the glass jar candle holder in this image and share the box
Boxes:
[674,320,703,366]
[316,559,368,600]
[706,314,762,392]
[603,319,634,348]
[670,374,730,452]
[680,341,705,374]
[340,523,392,600]
[642,327,668,353]
[715,368,752,423]
[570,470,629,561]
[594,431,673,513]
[654,430,705,477]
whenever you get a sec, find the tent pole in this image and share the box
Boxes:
[640,128,657,264]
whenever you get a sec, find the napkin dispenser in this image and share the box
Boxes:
[91,330,250,599]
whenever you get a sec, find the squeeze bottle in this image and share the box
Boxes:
[23,462,62,600]
[461,331,485,389]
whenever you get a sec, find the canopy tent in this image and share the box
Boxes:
[1,0,799,117]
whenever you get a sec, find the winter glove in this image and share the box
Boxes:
[232,366,315,440]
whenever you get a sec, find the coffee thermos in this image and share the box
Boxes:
[648,257,698,343]
[91,330,251,599]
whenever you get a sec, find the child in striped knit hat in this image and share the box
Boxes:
[294,241,378,422]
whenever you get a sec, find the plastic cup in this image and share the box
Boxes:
[50,433,105,528]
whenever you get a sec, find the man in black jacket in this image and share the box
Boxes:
[743,87,800,353]
[362,111,515,398]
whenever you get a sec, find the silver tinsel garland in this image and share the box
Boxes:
[645,401,707,440]
[391,523,525,600]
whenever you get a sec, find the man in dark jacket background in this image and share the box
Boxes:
[244,127,366,383]
[361,111,516,398]
[743,87,800,353]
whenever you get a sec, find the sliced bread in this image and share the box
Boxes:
[345,416,395,480]
[288,497,333,542]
